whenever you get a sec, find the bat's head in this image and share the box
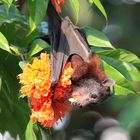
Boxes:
[69,77,115,107]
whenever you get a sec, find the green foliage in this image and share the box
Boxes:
[25,121,52,140]
[0,4,27,26]
[88,0,108,21]
[28,0,49,32]
[0,51,29,139]
[69,0,80,24]
[0,0,140,139]
[0,0,13,7]
[0,32,11,53]
[26,39,50,59]
[69,0,107,24]
[19,61,26,70]
[84,27,114,48]
[0,32,19,55]
[26,121,39,140]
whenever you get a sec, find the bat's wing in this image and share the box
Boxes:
[47,2,91,85]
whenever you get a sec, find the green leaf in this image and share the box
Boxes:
[98,49,140,64]
[94,48,140,68]
[39,127,52,140]
[0,32,11,53]
[25,121,38,140]
[88,0,107,21]
[28,0,49,32]
[97,49,140,81]
[27,39,50,58]
[69,0,80,24]
[10,45,20,55]
[0,55,19,96]
[84,27,114,48]
[0,32,20,55]
[19,61,26,70]
[0,4,28,26]
[0,0,13,6]
[101,56,140,82]
[116,49,140,68]
[18,93,27,99]
[102,60,136,96]
[25,121,43,140]
[114,85,135,96]
[0,23,16,44]
[99,49,140,95]
[20,29,39,48]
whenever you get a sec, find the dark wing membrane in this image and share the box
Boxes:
[47,2,91,85]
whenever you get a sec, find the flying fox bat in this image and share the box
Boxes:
[47,2,114,107]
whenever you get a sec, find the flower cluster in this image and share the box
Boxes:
[18,53,73,128]
[51,0,64,13]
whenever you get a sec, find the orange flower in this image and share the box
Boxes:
[18,53,51,98]
[30,96,55,127]
[51,0,64,13]
[18,53,73,128]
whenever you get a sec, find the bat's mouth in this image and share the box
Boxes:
[69,92,99,107]
[68,89,111,107]
[68,92,81,106]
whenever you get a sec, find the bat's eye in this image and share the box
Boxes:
[77,103,81,106]
[91,94,97,99]
[79,105,82,108]
[73,102,81,107]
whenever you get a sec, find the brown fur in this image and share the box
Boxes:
[70,53,114,107]
[71,53,106,82]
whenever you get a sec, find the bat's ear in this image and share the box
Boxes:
[102,78,115,87]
